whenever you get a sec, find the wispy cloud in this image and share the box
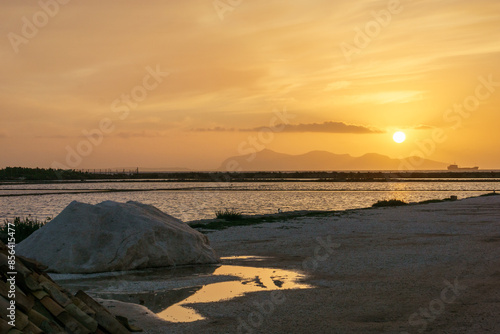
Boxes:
[414,125,434,130]
[1,0,500,168]
[336,91,424,105]
[324,81,351,91]
[115,131,163,139]
[193,126,236,132]
[34,134,71,139]
[33,131,164,139]
[194,121,383,134]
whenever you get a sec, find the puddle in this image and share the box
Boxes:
[52,259,312,323]
[220,255,272,261]
[157,265,312,322]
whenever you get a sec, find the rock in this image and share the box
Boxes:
[17,201,218,273]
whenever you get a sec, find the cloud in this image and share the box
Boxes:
[115,131,158,139]
[33,131,163,139]
[254,121,384,134]
[34,134,71,139]
[193,127,236,132]
[324,81,351,91]
[414,125,434,130]
[195,121,383,134]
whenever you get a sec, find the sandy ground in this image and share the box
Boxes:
[104,195,500,333]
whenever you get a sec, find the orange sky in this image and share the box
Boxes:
[1,0,499,170]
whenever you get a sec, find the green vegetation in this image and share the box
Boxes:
[0,167,89,181]
[0,216,50,244]
[0,167,140,181]
[215,209,243,220]
[191,218,266,231]
[192,210,341,231]
[372,199,408,208]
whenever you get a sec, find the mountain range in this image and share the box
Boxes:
[218,149,448,171]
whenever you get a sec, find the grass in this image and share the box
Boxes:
[192,210,343,232]
[372,199,408,208]
[480,192,499,197]
[191,218,266,231]
[0,216,50,244]
[214,209,243,221]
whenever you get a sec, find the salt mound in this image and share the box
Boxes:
[17,200,219,273]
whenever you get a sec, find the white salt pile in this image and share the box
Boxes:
[17,200,218,273]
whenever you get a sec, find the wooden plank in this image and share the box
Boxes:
[13,310,29,330]
[17,255,48,272]
[75,290,130,334]
[27,308,49,328]
[40,297,65,317]
[65,303,98,332]
[0,295,11,322]
[23,275,43,292]
[0,253,10,272]
[0,281,35,313]
[39,281,72,307]
[57,312,91,334]
[13,259,32,278]
[38,320,67,334]
[71,297,96,317]
[0,317,14,333]
[22,321,43,334]
[32,290,49,300]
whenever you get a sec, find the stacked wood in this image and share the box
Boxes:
[0,242,140,333]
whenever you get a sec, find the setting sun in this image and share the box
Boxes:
[393,131,406,143]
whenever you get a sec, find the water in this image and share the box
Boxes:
[1,181,498,222]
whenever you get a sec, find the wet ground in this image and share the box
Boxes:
[51,256,312,323]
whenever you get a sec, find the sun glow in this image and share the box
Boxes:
[393,131,406,143]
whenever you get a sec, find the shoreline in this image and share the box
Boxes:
[67,194,500,333]
[2,169,500,186]
[187,192,498,230]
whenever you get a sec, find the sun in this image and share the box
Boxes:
[393,131,406,143]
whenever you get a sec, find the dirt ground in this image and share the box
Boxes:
[105,196,500,333]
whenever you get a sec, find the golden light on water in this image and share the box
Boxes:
[156,264,312,322]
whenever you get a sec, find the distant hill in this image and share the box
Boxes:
[218,149,447,171]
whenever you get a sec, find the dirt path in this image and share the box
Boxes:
[110,196,500,333]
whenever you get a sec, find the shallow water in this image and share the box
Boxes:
[51,257,311,323]
[157,263,311,322]
[1,181,498,221]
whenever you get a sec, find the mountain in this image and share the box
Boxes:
[218,149,447,171]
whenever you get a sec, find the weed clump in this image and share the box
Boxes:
[372,199,408,208]
[0,216,50,244]
[215,209,243,221]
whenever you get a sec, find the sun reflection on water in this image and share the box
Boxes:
[156,265,312,323]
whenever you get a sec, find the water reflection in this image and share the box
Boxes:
[52,262,312,323]
[156,265,312,322]
[1,181,496,221]
[220,255,272,261]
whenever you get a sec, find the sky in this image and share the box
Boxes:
[1,0,500,170]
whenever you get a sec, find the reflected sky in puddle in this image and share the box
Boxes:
[52,258,312,324]
[219,255,272,261]
[157,265,312,322]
